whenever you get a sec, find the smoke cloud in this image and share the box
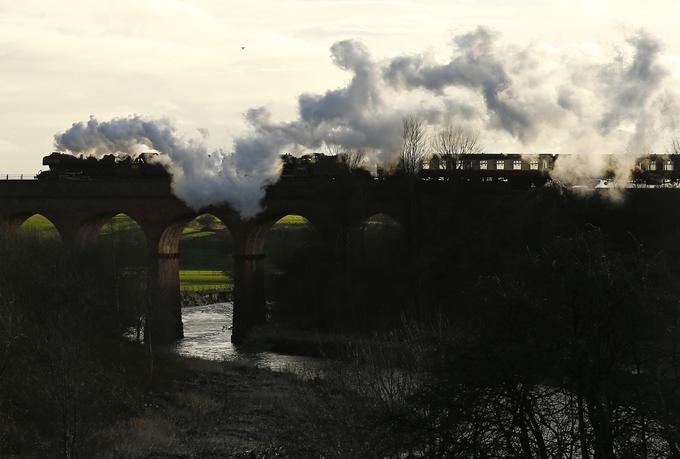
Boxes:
[54,27,680,217]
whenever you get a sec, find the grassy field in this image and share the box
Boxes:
[179,270,233,291]
[16,214,61,239]
[276,214,309,225]
[179,217,232,291]
[99,214,145,234]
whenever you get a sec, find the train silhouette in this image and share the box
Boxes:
[37,151,680,187]
[37,152,168,181]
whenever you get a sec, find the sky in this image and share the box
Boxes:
[2,0,680,174]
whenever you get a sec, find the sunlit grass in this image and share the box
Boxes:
[18,215,232,291]
[180,270,233,291]
[181,229,215,240]
[99,214,144,235]
[276,215,309,225]
[182,227,202,236]
[17,214,60,239]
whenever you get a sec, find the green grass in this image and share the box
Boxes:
[180,229,216,240]
[178,219,232,290]
[99,214,144,235]
[17,215,60,239]
[180,270,233,291]
[17,214,275,294]
[179,221,232,289]
[276,215,310,225]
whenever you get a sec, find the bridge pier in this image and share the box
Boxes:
[146,251,184,344]
[231,253,266,344]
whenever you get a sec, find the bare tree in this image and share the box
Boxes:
[346,149,366,173]
[669,137,680,155]
[431,124,482,173]
[400,117,427,176]
[324,143,367,173]
[324,142,345,157]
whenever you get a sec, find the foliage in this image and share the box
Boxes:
[289,228,680,458]
[0,233,148,456]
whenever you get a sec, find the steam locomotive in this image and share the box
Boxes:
[36,152,169,181]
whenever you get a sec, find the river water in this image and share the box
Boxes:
[171,302,323,377]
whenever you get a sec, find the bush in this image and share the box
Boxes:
[0,233,147,456]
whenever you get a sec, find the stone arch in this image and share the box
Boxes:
[177,213,234,292]
[245,213,328,330]
[158,213,233,256]
[354,211,405,230]
[149,213,234,343]
[89,213,149,341]
[347,212,406,265]
[11,213,63,241]
[93,213,148,257]
[75,212,148,252]
[245,213,321,255]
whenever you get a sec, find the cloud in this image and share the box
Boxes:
[53,27,680,216]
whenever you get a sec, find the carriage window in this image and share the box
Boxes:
[665,160,674,171]
[513,160,522,170]
[456,160,464,170]
[479,160,488,170]
[530,160,539,170]
[648,161,657,171]
[496,160,505,170]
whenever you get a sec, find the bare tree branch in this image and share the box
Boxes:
[324,142,366,173]
[323,142,345,157]
[669,137,680,155]
[431,124,482,173]
[346,148,366,172]
[400,117,427,176]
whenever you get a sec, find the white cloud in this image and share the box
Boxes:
[1,0,680,173]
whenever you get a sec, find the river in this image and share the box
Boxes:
[171,302,324,377]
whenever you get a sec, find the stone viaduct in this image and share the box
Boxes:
[0,177,423,343]
[3,177,680,344]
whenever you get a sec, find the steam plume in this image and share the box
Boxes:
[53,115,278,218]
[54,28,680,217]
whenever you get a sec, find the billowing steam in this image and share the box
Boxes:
[54,116,277,217]
[54,27,680,217]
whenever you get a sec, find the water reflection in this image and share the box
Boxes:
[172,303,323,377]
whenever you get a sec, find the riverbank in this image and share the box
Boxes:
[90,351,313,458]
[90,346,390,458]
[181,289,231,306]
[244,323,364,359]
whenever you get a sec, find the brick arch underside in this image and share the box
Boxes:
[157,213,234,256]
[244,212,322,255]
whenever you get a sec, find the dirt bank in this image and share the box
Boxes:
[89,352,314,458]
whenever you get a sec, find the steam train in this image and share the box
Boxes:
[36,152,169,181]
[280,153,372,180]
[36,151,680,187]
[418,153,555,187]
[277,152,557,186]
[418,153,680,187]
